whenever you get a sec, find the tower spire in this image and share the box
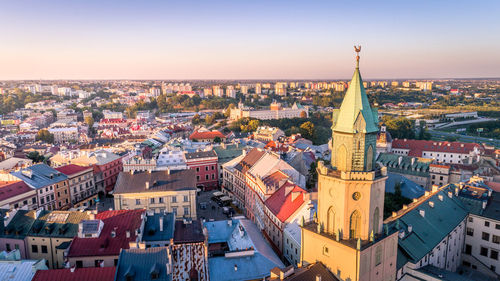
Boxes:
[354,45,361,68]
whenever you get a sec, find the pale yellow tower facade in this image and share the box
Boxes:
[301,47,398,281]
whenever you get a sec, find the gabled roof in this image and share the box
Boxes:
[55,164,93,176]
[189,130,226,140]
[391,139,481,156]
[0,181,34,202]
[265,182,306,222]
[32,267,116,281]
[234,148,266,173]
[11,164,68,189]
[28,210,91,238]
[114,169,196,194]
[115,247,171,281]
[67,210,144,258]
[386,187,468,264]
[331,58,378,134]
[173,220,204,244]
[0,210,37,239]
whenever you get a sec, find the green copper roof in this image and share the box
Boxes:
[332,61,378,134]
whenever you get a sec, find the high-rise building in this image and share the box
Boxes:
[301,47,398,281]
[255,83,262,94]
[226,85,236,98]
[212,85,224,97]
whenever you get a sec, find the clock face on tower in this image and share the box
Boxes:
[352,192,361,201]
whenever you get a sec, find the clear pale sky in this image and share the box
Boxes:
[1,0,499,80]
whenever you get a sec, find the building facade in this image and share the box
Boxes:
[113,169,197,219]
[185,150,218,190]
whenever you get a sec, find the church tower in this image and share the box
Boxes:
[301,47,398,281]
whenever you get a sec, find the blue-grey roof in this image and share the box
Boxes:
[143,213,175,242]
[209,252,281,281]
[203,219,238,244]
[385,173,425,199]
[11,164,67,189]
[204,219,284,281]
[0,250,48,281]
[115,247,171,281]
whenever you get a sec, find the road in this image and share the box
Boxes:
[429,129,500,147]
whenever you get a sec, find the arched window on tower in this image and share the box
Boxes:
[349,210,361,239]
[373,207,380,234]
[327,207,335,234]
[337,145,347,171]
[366,145,373,171]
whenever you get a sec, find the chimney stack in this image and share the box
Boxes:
[145,182,150,189]
[159,216,164,232]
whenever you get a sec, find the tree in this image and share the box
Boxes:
[36,129,54,144]
[213,136,222,143]
[300,121,315,139]
[27,151,45,163]
[84,116,94,128]
[382,116,415,139]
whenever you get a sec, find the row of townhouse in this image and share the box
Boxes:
[385,176,500,280]
[221,148,314,266]
[0,208,209,279]
[5,163,98,211]
[50,149,123,194]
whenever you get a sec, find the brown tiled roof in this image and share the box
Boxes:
[114,169,196,194]
[173,220,204,243]
[234,148,265,173]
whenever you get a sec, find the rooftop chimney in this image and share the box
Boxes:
[145,182,150,189]
[126,230,130,238]
[316,275,322,281]
[159,216,164,232]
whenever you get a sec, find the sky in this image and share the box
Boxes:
[1,0,500,80]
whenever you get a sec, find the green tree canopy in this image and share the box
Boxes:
[36,129,54,144]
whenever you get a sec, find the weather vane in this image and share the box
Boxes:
[354,45,361,64]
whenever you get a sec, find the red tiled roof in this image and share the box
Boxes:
[100,118,127,123]
[265,182,306,222]
[189,130,226,140]
[429,164,450,169]
[67,209,144,258]
[0,181,33,201]
[56,164,92,176]
[392,139,481,157]
[32,267,116,281]
[486,181,500,192]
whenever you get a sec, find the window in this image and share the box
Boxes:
[205,166,209,171]
[491,250,499,260]
[6,244,11,251]
[496,224,500,230]
[205,175,209,180]
[212,165,215,170]
[196,167,200,172]
[41,245,48,253]
[172,207,177,216]
[323,246,329,256]
[469,217,473,222]
[136,199,141,205]
[482,232,490,241]
[171,196,177,203]
[32,245,38,253]
[480,247,488,257]
[76,261,83,268]
[212,174,215,180]
[159,197,163,203]
[184,207,189,216]
[150,198,155,204]
[466,227,474,236]
[485,221,490,227]
[184,195,188,202]
[375,246,382,266]
[465,244,472,255]
[196,176,200,180]
[493,235,500,244]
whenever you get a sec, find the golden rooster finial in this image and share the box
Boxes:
[354,45,361,67]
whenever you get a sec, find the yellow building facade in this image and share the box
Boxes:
[301,47,398,281]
